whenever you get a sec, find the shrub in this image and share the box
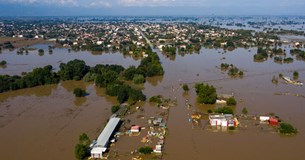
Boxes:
[0,60,7,66]
[279,123,297,135]
[242,107,248,115]
[182,84,189,92]
[138,146,153,154]
[73,88,87,97]
[293,71,299,79]
[226,97,237,106]
[149,95,163,103]
[111,105,120,113]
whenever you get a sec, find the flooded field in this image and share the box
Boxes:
[1,45,305,159]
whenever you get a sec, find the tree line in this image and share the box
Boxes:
[0,50,164,104]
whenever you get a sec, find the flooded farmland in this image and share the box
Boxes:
[1,45,305,160]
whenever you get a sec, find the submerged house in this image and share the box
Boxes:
[209,114,237,127]
[91,117,120,159]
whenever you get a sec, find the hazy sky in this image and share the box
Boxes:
[0,0,305,16]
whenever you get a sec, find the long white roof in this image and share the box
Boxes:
[96,117,120,148]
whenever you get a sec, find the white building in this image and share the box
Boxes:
[91,117,120,159]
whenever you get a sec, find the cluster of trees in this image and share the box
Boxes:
[195,83,217,104]
[149,95,163,104]
[274,56,294,64]
[283,57,294,63]
[1,49,164,104]
[228,67,244,77]
[162,46,176,55]
[290,49,305,60]
[74,133,91,160]
[253,47,268,61]
[0,65,60,93]
[58,59,90,81]
[220,63,243,77]
[214,106,234,114]
[106,83,146,104]
[220,63,233,70]
[122,51,164,82]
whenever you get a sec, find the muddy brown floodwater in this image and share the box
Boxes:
[1,45,305,160]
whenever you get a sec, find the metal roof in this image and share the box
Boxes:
[96,117,120,148]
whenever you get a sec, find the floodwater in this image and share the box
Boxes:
[0,44,141,75]
[1,45,305,160]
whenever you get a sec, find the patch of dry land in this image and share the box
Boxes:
[0,37,53,48]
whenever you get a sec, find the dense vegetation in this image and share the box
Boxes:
[290,49,305,59]
[0,49,163,104]
[73,88,87,97]
[74,133,90,160]
[279,123,297,135]
[58,59,90,81]
[149,95,163,103]
[195,83,217,104]
[220,63,243,77]
[162,46,176,55]
[0,65,60,93]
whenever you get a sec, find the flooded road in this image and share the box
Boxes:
[1,46,305,159]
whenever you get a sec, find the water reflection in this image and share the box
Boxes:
[146,76,164,86]
[0,84,58,102]
[60,80,88,93]
[74,97,87,107]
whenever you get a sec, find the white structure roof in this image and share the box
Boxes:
[91,147,107,154]
[96,117,120,148]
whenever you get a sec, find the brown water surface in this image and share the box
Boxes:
[1,46,305,159]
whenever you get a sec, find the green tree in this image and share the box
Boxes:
[293,71,299,80]
[73,88,87,97]
[214,107,233,114]
[74,144,87,160]
[182,84,189,92]
[195,83,217,104]
[279,123,297,135]
[138,146,153,154]
[58,59,89,80]
[226,97,237,106]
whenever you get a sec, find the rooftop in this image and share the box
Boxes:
[96,117,120,148]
